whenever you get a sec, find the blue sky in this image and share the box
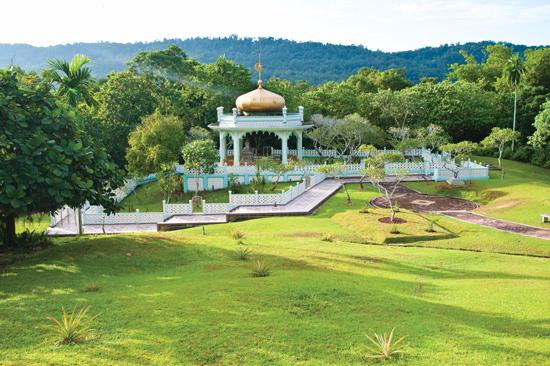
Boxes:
[1,0,549,51]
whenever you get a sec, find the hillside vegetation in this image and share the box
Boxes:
[0,37,539,83]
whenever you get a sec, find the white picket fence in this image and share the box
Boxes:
[229,173,325,206]
[226,148,424,158]
[176,162,365,176]
[82,206,164,225]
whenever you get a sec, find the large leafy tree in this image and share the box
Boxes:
[44,54,96,107]
[94,71,157,168]
[126,110,187,176]
[127,45,198,77]
[0,69,123,246]
[529,100,550,149]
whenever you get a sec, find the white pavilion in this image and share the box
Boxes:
[208,68,312,166]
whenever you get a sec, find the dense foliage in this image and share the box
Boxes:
[0,69,123,246]
[0,38,542,83]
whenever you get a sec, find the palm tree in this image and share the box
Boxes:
[46,54,95,107]
[505,54,526,151]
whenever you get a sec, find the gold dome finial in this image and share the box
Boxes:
[254,53,263,84]
[236,56,285,113]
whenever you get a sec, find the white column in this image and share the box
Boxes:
[219,132,227,164]
[231,133,242,166]
[296,131,303,160]
[280,133,289,165]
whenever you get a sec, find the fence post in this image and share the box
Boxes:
[136,209,140,224]
[255,190,259,204]
[228,190,232,204]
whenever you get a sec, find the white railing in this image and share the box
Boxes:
[82,208,163,225]
[163,201,192,218]
[310,173,326,187]
[204,203,235,214]
[229,174,322,206]
[176,162,365,176]
[226,148,424,158]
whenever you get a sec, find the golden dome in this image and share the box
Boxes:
[236,80,286,113]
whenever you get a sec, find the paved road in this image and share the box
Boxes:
[440,210,550,240]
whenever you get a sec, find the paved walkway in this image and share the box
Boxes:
[230,179,342,216]
[46,223,158,236]
[440,211,550,240]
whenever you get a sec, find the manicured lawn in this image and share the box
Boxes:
[1,186,549,365]
[405,157,550,228]
[120,181,298,212]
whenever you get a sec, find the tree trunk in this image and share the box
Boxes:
[2,215,17,247]
[512,88,517,151]
[342,184,351,204]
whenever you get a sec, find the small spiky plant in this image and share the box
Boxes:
[321,233,333,242]
[234,246,252,261]
[389,225,400,234]
[83,282,101,293]
[365,328,406,360]
[425,220,436,233]
[229,228,244,240]
[47,305,98,344]
[251,260,271,277]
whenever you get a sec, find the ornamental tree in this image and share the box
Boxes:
[481,127,520,178]
[362,152,407,223]
[126,110,186,176]
[315,164,352,203]
[181,140,217,196]
[0,69,123,246]
[439,141,479,180]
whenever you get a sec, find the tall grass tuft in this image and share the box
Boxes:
[229,228,244,240]
[83,282,101,293]
[321,233,333,242]
[234,246,252,261]
[365,328,406,360]
[47,305,98,345]
[425,219,437,232]
[251,260,271,277]
[389,225,400,234]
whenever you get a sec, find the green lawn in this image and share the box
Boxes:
[405,157,550,228]
[16,214,50,234]
[1,186,549,365]
[120,181,298,212]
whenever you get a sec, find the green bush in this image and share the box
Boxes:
[1,230,53,253]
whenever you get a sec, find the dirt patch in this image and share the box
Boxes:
[378,217,407,224]
[371,184,478,212]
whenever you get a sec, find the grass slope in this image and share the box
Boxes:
[405,157,550,228]
[1,186,549,365]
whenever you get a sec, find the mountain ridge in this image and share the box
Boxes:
[0,37,545,84]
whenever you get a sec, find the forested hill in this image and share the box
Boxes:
[0,37,542,84]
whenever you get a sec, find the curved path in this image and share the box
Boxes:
[371,183,550,241]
